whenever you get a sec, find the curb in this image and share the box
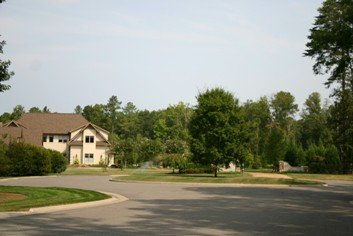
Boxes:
[0,191,128,218]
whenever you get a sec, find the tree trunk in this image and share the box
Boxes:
[214,167,218,177]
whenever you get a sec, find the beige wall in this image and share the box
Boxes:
[43,135,69,154]
[70,146,82,164]
[44,126,113,165]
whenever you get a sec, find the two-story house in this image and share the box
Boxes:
[0,113,114,165]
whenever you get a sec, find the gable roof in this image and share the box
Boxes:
[69,123,110,146]
[2,120,27,128]
[0,113,89,146]
[18,113,88,134]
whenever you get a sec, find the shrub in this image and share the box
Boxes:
[306,143,340,173]
[324,144,341,173]
[0,141,10,176]
[49,149,67,173]
[284,142,306,166]
[7,142,51,176]
[252,155,262,169]
[244,152,254,168]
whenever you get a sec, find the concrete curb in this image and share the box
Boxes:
[0,191,128,218]
[0,175,58,182]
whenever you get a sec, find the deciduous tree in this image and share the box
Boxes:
[189,88,247,177]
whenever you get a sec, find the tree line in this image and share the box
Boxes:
[1,0,353,175]
[0,89,347,175]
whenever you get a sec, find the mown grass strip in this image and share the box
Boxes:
[0,186,110,212]
[112,171,320,185]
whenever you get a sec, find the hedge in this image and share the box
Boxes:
[0,141,67,177]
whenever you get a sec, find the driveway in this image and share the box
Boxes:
[1,176,353,235]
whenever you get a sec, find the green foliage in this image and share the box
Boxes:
[284,141,306,166]
[263,123,286,166]
[189,88,248,177]
[7,142,51,176]
[306,143,340,173]
[270,91,298,129]
[300,92,332,148]
[242,97,272,157]
[48,149,67,173]
[324,144,341,173]
[305,0,353,173]
[139,138,163,162]
[252,155,262,169]
[305,0,353,88]
[0,38,14,93]
[0,141,10,176]
[74,105,83,114]
[162,153,189,173]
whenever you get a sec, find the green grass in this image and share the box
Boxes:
[111,170,319,185]
[0,186,110,212]
[61,166,136,176]
[286,173,353,181]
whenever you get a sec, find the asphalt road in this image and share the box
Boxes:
[0,176,353,236]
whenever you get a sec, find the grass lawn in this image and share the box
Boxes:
[111,169,320,185]
[0,186,110,212]
[286,173,353,181]
[61,166,136,176]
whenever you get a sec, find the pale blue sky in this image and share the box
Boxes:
[0,0,329,113]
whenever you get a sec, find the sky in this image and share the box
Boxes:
[0,0,330,114]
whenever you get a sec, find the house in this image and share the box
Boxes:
[0,113,114,165]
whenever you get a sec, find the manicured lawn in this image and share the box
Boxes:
[286,173,353,181]
[112,170,320,185]
[0,186,110,212]
[61,166,136,176]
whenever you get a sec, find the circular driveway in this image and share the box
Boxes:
[1,176,353,235]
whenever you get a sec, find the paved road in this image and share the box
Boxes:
[1,176,353,235]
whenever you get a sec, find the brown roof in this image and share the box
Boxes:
[0,113,89,146]
[0,127,23,144]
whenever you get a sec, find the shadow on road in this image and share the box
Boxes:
[1,185,352,235]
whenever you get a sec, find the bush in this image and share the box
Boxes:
[180,163,212,174]
[49,149,67,173]
[306,143,341,173]
[244,152,254,168]
[324,144,341,173]
[0,141,10,176]
[252,155,262,169]
[7,142,51,176]
[284,142,306,166]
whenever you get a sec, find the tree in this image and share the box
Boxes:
[29,107,42,113]
[42,106,50,113]
[243,97,272,157]
[304,0,353,173]
[82,104,108,130]
[270,91,298,128]
[74,105,83,114]
[120,102,139,138]
[263,123,286,166]
[105,95,122,133]
[299,92,332,148]
[0,1,14,93]
[189,88,247,177]
[11,105,25,120]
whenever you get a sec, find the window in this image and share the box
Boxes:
[43,136,47,142]
[49,136,54,142]
[85,136,94,143]
[84,153,94,163]
[58,136,68,143]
